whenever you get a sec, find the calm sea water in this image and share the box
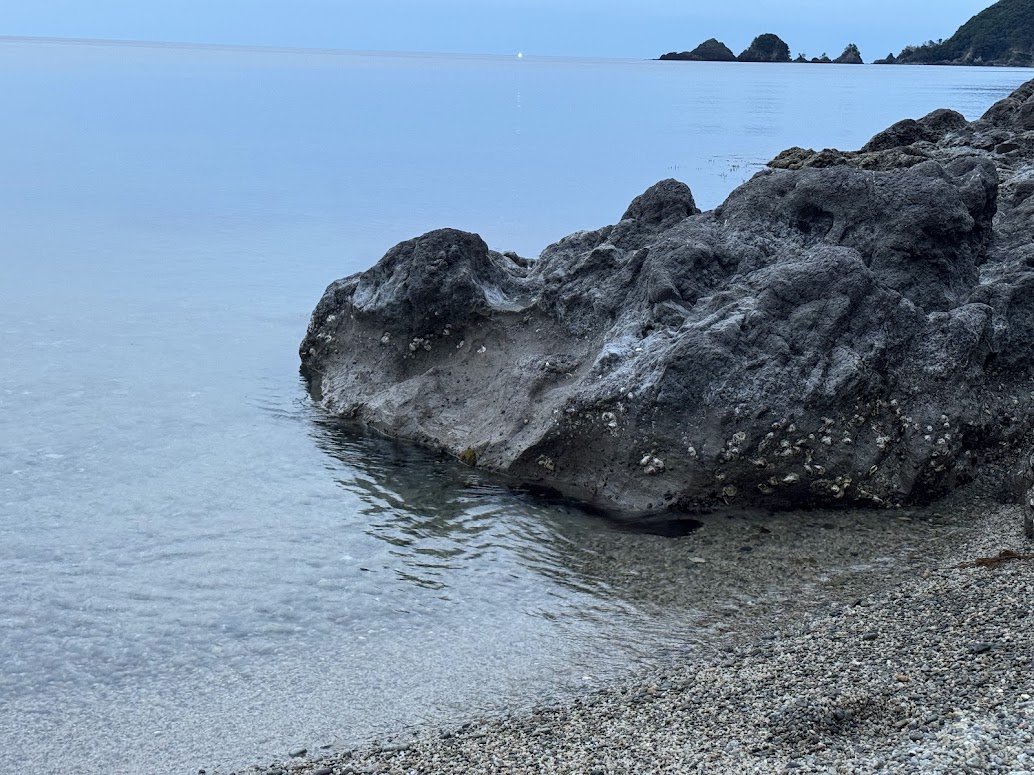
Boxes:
[1,39,1030,773]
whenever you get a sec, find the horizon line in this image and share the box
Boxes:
[0,34,655,63]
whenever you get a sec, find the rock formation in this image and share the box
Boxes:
[661,38,861,65]
[833,44,864,64]
[301,79,1034,515]
[659,39,737,62]
[890,0,1034,66]
[737,33,792,63]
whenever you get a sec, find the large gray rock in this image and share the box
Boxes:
[301,79,1034,515]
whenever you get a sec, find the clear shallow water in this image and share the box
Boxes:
[0,39,1030,773]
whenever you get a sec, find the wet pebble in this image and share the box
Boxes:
[216,504,1034,775]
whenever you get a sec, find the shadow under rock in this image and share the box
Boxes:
[305,413,974,648]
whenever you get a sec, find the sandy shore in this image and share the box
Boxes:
[217,499,1034,775]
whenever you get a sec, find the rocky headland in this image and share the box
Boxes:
[300,79,1034,518]
[878,0,1034,66]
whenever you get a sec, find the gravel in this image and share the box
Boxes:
[212,498,1034,775]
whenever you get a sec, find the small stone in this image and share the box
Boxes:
[288,748,307,758]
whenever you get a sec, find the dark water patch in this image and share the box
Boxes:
[610,516,705,538]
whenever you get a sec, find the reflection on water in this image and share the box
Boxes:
[307,411,973,655]
[308,416,643,617]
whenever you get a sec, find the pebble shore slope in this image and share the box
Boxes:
[225,503,1034,775]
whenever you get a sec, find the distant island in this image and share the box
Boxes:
[661,34,864,64]
[659,0,1033,68]
[875,0,1033,66]
[659,38,736,62]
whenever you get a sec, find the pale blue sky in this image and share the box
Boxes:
[4,1,995,60]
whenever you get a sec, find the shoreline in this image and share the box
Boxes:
[216,496,1034,775]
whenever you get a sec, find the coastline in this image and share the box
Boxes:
[216,495,1034,775]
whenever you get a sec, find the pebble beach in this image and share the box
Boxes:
[213,494,1034,775]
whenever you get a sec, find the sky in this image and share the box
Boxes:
[3,1,997,61]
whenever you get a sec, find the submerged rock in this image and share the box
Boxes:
[301,79,1034,515]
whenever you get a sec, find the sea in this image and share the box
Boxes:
[0,37,1030,774]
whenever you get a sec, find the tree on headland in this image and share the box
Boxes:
[738,33,792,62]
[834,43,864,64]
[889,0,1034,66]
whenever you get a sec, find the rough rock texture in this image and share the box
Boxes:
[301,79,1034,515]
